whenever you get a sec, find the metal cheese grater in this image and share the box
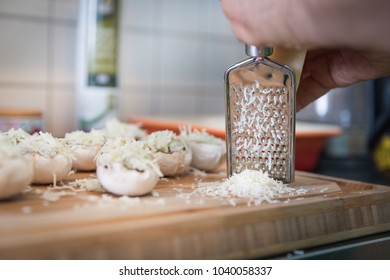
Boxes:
[224,45,296,183]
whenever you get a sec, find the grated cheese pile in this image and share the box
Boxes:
[143,130,187,154]
[104,118,147,140]
[16,131,73,159]
[2,128,31,145]
[193,169,295,206]
[66,178,105,192]
[0,134,23,158]
[65,129,107,146]
[179,126,225,145]
[96,137,162,177]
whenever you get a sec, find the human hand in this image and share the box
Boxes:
[221,0,390,110]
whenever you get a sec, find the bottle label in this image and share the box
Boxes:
[87,0,118,87]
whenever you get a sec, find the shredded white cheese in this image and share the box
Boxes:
[178,169,295,206]
[179,126,225,145]
[13,131,74,159]
[188,167,208,177]
[2,128,31,145]
[143,130,188,154]
[65,129,107,146]
[96,137,162,177]
[104,118,147,140]
[0,134,23,157]
[41,190,62,202]
[68,178,105,192]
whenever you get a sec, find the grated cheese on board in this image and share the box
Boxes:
[187,169,295,206]
[68,178,105,192]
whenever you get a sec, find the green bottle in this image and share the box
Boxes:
[76,0,119,131]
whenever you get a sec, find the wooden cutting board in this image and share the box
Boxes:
[0,169,390,260]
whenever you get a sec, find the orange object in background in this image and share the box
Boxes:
[0,108,43,134]
[129,115,342,172]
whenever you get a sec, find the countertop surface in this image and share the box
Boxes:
[1,168,390,260]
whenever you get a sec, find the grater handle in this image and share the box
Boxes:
[245,44,273,58]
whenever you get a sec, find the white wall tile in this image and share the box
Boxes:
[0,18,48,84]
[119,88,154,119]
[0,0,49,17]
[159,87,198,115]
[0,87,46,110]
[51,0,78,22]
[120,0,156,29]
[197,85,225,115]
[200,0,235,36]
[202,40,243,85]
[160,36,200,86]
[161,0,200,33]
[119,33,156,86]
[45,87,76,136]
[50,23,77,84]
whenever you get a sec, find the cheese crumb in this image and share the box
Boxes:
[68,178,105,192]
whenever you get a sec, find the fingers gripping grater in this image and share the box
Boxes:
[224,45,296,183]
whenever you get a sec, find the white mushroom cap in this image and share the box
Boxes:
[180,127,226,172]
[65,129,107,171]
[187,141,225,172]
[31,153,72,184]
[0,137,34,199]
[96,137,162,196]
[154,149,192,177]
[143,130,192,176]
[12,131,74,184]
[97,163,159,196]
[70,145,101,171]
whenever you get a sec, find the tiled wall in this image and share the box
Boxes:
[0,0,243,136]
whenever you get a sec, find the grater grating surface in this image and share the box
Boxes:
[225,56,296,183]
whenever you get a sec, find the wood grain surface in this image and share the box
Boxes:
[0,170,390,260]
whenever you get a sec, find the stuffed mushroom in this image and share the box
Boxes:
[180,127,226,172]
[143,130,192,177]
[96,137,162,196]
[65,129,107,171]
[15,131,73,184]
[0,136,34,199]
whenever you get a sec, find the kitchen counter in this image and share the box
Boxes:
[1,169,390,260]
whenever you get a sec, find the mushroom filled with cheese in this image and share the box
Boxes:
[143,130,192,177]
[95,137,162,196]
[0,135,34,199]
[180,127,226,172]
[3,127,31,145]
[104,118,147,140]
[65,129,107,171]
[15,131,73,184]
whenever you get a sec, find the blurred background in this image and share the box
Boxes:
[1,0,389,185]
[0,0,241,135]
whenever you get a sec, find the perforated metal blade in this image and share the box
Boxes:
[224,55,296,183]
